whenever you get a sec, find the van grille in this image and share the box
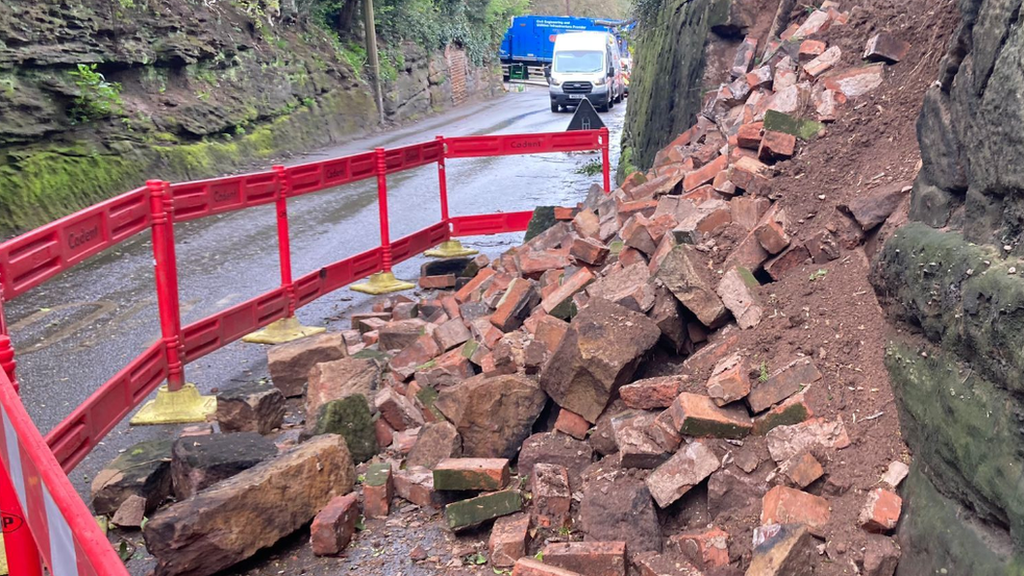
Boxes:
[562,81,593,94]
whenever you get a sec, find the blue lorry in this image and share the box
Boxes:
[500,15,629,80]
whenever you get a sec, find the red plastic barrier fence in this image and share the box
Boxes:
[0,127,610,570]
[0,188,151,300]
[0,366,129,575]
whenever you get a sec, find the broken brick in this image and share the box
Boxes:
[764,243,812,281]
[433,318,471,351]
[766,417,851,463]
[670,527,730,568]
[490,513,531,567]
[863,33,910,63]
[798,40,826,62]
[362,462,393,518]
[389,335,441,380]
[542,541,627,576]
[646,441,720,508]
[420,274,457,289]
[737,122,764,150]
[455,268,497,303]
[444,489,522,531]
[747,358,822,414]
[754,209,792,254]
[491,278,539,332]
[758,131,797,162]
[540,267,595,319]
[573,209,601,239]
[803,45,841,77]
[432,458,510,491]
[822,64,886,98]
[761,485,831,536]
[309,493,359,557]
[706,352,751,406]
[532,463,571,529]
[860,488,902,533]
[571,237,610,266]
[716,267,763,330]
[683,155,728,192]
[620,376,686,410]
[774,451,824,489]
[554,409,591,440]
[666,392,753,439]
[374,387,425,431]
[752,392,813,435]
[512,558,584,576]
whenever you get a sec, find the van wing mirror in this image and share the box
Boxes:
[544,65,551,78]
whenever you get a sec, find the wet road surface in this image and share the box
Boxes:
[5,85,625,573]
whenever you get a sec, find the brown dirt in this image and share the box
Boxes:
[690,0,961,571]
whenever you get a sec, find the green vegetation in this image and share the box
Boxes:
[67,64,123,123]
[309,0,526,66]
[576,158,603,176]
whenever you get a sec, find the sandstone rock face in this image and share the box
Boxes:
[0,2,502,236]
[144,435,355,576]
[540,298,660,422]
[435,374,547,459]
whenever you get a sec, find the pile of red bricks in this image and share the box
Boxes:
[253,4,916,575]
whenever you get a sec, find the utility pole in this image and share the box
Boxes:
[363,0,385,125]
[565,0,570,15]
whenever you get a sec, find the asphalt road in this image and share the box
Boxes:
[4,84,626,569]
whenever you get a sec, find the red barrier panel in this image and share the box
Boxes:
[0,187,151,300]
[0,369,130,575]
[46,343,168,472]
[293,247,383,308]
[169,170,279,223]
[450,212,535,237]
[286,151,377,197]
[384,141,444,175]
[182,288,289,361]
[445,130,602,158]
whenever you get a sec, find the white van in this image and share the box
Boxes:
[548,31,623,113]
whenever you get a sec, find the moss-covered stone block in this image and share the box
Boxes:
[444,489,522,531]
[364,462,392,487]
[762,110,825,141]
[885,340,1024,547]
[311,395,377,464]
[524,206,557,243]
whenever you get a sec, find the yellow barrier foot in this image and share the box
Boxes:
[130,383,217,426]
[425,240,479,258]
[351,271,416,295]
[242,316,326,345]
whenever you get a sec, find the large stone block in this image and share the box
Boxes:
[267,332,347,397]
[144,435,355,576]
[435,374,547,459]
[539,298,660,422]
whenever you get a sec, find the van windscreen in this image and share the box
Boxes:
[554,50,604,73]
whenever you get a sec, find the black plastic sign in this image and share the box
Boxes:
[567,98,605,131]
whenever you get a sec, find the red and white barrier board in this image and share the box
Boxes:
[0,370,127,576]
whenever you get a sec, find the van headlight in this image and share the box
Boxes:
[548,76,561,86]
[594,76,606,85]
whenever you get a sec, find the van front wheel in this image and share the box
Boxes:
[550,100,559,113]
[598,98,610,112]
